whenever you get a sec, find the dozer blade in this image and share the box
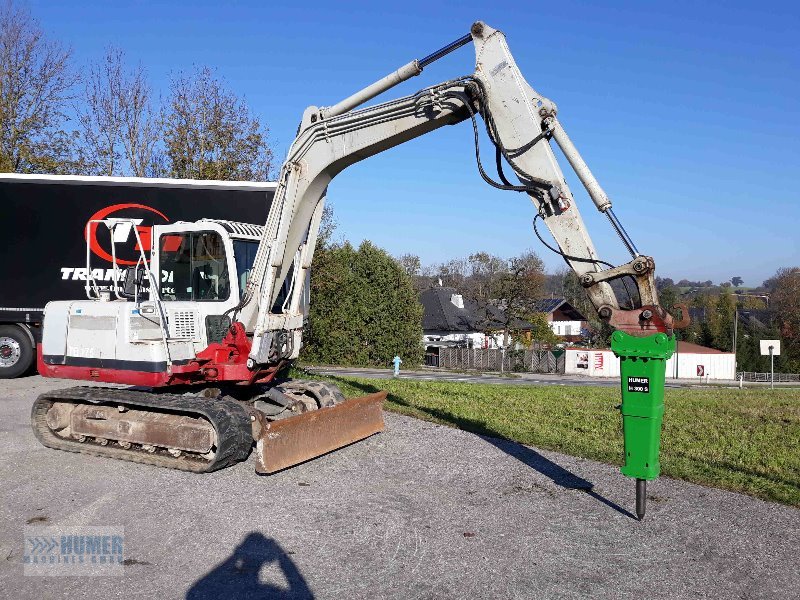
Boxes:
[254,392,387,474]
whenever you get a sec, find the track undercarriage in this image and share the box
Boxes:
[31,381,386,474]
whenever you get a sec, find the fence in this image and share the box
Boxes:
[430,348,565,374]
[737,371,800,383]
[424,353,439,367]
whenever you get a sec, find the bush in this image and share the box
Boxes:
[301,241,423,367]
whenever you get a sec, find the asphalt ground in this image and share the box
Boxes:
[307,366,623,387]
[1,375,798,599]
[306,366,701,388]
[306,365,800,389]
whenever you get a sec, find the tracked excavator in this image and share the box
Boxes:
[33,22,686,519]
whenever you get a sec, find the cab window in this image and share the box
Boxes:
[231,240,293,310]
[159,232,230,301]
[233,240,259,296]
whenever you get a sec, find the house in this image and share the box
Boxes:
[419,287,533,351]
[565,341,736,380]
[532,298,588,342]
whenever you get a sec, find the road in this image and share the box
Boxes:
[306,366,800,389]
[1,375,798,599]
[306,366,682,388]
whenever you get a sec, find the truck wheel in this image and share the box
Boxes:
[0,325,34,379]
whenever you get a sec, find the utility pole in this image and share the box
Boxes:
[770,345,774,390]
[733,307,738,369]
[759,339,780,390]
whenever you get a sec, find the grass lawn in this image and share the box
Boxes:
[311,373,800,507]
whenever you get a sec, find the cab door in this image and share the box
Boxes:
[150,224,241,349]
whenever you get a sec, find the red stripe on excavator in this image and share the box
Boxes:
[37,324,280,386]
[38,347,173,386]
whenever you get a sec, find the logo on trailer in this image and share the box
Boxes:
[85,204,170,266]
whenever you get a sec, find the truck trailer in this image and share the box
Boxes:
[0,174,275,378]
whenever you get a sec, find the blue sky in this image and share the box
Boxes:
[29,0,800,286]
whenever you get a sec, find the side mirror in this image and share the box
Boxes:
[120,266,146,300]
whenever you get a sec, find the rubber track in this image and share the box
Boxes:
[31,387,253,473]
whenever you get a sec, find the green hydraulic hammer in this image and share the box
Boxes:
[611,330,676,520]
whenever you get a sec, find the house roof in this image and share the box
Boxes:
[579,341,732,354]
[533,298,563,314]
[689,307,772,331]
[420,287,474,332]
[738,309,771,329]
[420,287,533,333]
[676,341,727,354]
[533,298,587,321]
[688,307,706,323]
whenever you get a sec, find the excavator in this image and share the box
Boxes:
[33,22,686,519]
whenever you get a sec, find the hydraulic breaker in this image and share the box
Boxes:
[611,330,676,520]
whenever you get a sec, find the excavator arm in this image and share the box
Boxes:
[234,22,686,517]
[238,22,684,370]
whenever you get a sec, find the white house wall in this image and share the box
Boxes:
[549,320,584,336]
[566,349,621,377]
[423,331,506,349]
[666,352,736,380]
[565,349,736,380]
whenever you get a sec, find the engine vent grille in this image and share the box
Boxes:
[169,310,197,339]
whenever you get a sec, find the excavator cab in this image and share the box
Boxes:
[38,219,265,384]
[35,215,387,473]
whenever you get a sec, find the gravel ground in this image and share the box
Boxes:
[1,375,798,599]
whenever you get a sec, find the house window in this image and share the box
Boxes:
[564,324,572,336]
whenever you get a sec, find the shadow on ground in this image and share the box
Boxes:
[186,532,313,599]
[333,377,636,520]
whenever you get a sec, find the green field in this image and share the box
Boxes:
[312,374,800,507]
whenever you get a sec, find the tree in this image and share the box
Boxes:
[302,241,423,367]
[698,318,715,348]
[396,253,421,278]
[558,268,595,325]
[435,258,468,290]
[501,251,545,310]
[315,204,337,250]
[762,274,779,292]
[731,276,743,287]
[522,312,559,346]
[119,55,161,177]
[658,284,678,312]
[769,267,800,371]
[79,47,122,175]
[713,290,735,352]
[78,47,161,176]
[461,251,506,302]
[163,66,273,180]
[655,276,674,289]
[425,249,547,346]
[0,0,77,173]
